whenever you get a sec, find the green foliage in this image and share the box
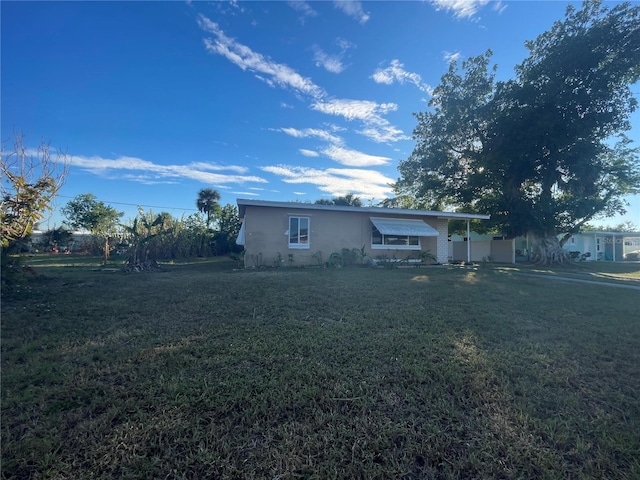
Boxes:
[230,249,245,267]
[315,193,363,207]
[327,246,371,268]
[62,194,123,264]
[396,0,640,261]
[583,221,639,232]
[420,250,437,264]
[214,204,243,255]
[62,194,122,234]
[196,188,221,227]
[40,226,73,252]
[121,207,174,267]
[327,252,344,268]
[179,213,215,257]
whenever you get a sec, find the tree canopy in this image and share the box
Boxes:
[395,0,640,263]
[196,188,221,227]
[315,193,363,207]
[62,194,123,264]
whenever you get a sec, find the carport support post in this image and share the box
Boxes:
[466,219,471,263]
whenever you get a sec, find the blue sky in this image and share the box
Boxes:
[2,0,638,229]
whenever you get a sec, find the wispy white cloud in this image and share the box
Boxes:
[336,38,355,51]
[187,161,249,174]
[442,51,462,64]
[67,154,267,185]
[321,145,390,167]
[231,191,260,196]
[356,124,408,144]
[429,0,490,19]
[313,37,354,74]
[261,164,394,199]
[198,15,406,144]
[287,0,318,18]
[493,1,507,14]
[313,47,345,74]
[299,149,319,157]
[311,99,408,143]
[333,1,370,24]
[293,191,306,195]
[371,59,433,94]
[277,127,343,144]
[198,15,326,100]
[278,127,391,165]
[311,99,397,121]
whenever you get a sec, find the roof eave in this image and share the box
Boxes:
[236,198,490,221]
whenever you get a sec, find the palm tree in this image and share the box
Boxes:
[196,188,221,228]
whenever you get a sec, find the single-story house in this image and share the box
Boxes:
[235,199,490,267]
[561,231,640,261]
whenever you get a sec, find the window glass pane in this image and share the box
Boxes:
[372,226,382,245]
[408,236,419,246]
[290,217,299,243]
[385,236,407,246]
[299,218,309,244]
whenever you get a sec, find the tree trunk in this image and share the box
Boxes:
[528,232,571,265]
[103,237,110,265]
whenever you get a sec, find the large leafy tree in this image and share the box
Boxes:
[396,0,640,264]
[196,188,221,228]
[62,193,123,264]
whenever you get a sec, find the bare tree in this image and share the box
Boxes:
[1,131,69,248]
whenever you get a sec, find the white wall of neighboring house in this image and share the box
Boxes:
[562,232,640,261]
[29,230,94,252]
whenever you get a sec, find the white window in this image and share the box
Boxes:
[371,225,420,250]
[289,217,310,248]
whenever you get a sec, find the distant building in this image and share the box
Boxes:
[29,230,94,253]
[561,231,640,261]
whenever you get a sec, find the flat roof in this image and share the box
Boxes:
[236,198,490,221]
[575,231,640,236]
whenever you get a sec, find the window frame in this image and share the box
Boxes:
[288,216,310,249]
[371,225,421,250]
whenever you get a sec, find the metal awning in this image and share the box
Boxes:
[370,217,439,236]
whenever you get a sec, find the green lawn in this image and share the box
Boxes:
[2,257,639,479]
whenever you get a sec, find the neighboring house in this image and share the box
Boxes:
[561,231,640,261]
[448,233,516,263]
[29,230,94,252]
[235,199,490,267]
